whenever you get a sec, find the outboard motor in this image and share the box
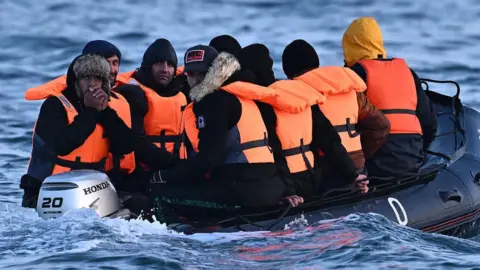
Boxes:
[37,170,125,219]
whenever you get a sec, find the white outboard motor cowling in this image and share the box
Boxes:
[37,170,122,219]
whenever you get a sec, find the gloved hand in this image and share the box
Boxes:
[150,170,167,184]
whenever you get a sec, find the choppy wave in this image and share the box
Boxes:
[2,0,480,268]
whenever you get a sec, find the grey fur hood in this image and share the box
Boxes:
[189,52,241,102]
[73,54,111,93]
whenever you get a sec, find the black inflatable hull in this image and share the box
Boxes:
[167,81,480,238]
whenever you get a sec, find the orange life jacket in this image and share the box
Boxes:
[27,94,109,181]
[24,75,127,101]
[183,103,198,153]
[25,77,136,174]
[267,79,326,173]
[177,65,184,75]
[184,81,275,164]
[358,58,422,135]
[104,92,136,174]
[295,67,367,154]
[122,71,188,159]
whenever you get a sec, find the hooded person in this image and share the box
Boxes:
[147,45,294,223]
[281,39,387,190]
[209,34,242,58]
[20,54,136,209]
[240,44,368,199]
[342,17,437,178]
[114,39,188,179]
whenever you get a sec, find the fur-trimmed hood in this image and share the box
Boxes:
[189,52,241,102]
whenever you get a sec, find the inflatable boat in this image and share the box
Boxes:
[35,79,480,238]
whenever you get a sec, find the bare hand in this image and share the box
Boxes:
[84,87,107,111]
[354,174,369,194]
[281,195,304,207]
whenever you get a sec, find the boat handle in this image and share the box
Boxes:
[439,189,463,203]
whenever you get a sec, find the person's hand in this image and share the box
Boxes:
[150,170,167,184]
[354,174,369,194]
[84,87,108,111]
[281,195,304,207]
[99,91,109,110]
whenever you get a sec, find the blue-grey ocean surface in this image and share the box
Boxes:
[1,0,480,269]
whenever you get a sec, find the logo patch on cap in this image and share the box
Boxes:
[186,50,205,63]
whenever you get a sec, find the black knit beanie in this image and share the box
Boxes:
[209,35,242,58]
[141,38,178,69]
[82,40,122,61]
[239,43,275,86]
[282,39,320,79]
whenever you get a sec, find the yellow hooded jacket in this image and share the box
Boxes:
[342,17,387,67]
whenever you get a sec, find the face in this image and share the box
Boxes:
[76,76,103,97]
[106,55,120,86]
[186,71,206,88]
[151,61,175,87]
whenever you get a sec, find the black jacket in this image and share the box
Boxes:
[20,59,135,207]
[152,53,286,207]
[349,60,438,177]
[162,57,281,182]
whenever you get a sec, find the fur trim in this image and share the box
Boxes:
[189,52,241,102]
[73,54,111,91]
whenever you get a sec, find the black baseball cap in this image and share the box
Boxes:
[184,45,219,73]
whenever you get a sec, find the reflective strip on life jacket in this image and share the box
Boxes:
[268,80,319,173]
[27,94,109,181]
[128,76,188,159]
[358,58,422,135]
[295,67,365,153]
[104,92,136,174]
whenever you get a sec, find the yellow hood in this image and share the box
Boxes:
[342,17,386,67]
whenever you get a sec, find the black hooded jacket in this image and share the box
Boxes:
[149,53,287,207]
[20,56,135,207]
[114,39,188,172]
[159,52,283,185]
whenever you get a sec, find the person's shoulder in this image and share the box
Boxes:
[349,63,367,82]
[114,84,147,102]
[115,83,144,95]
[41,96,64,111]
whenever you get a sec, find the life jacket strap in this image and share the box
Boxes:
[227,132,271,153]
[334,117,359,138]
[380,109,416,115]
[148,130,184,155]
[282,144,311,156]
[282,138,315,175]
[55,156,107,171]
